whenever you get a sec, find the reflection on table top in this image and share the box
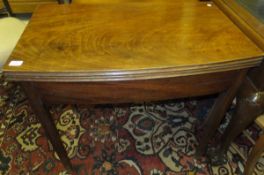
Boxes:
[3,1,264,82]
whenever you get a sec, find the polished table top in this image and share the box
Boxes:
[3,0,264,82]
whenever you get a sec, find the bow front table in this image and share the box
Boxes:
[2,1,264,170]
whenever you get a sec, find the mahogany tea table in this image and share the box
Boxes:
[3,1,264,170]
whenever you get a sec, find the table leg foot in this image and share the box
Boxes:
[21,82,73,171]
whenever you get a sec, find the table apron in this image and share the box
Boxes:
[19,70,243,105]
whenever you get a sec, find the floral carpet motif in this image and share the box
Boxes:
[0,80,263,175]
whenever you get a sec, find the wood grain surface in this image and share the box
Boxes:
[213,0,264,50]
[213,0,264,89]
[8,0,57,13]
[3,1,264,82]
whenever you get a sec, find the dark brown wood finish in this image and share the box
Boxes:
[3,1,264,170]
[209,63,264,165]
[211,0,264,165]
[34,70,241,105]
[248,63,264,90]
[196,69,248,157]
[18,69,249,169]
[21,82,73,171]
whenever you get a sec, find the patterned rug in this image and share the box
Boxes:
[0,79,263,175]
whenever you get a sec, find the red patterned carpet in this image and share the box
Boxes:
[0,80,263,175]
